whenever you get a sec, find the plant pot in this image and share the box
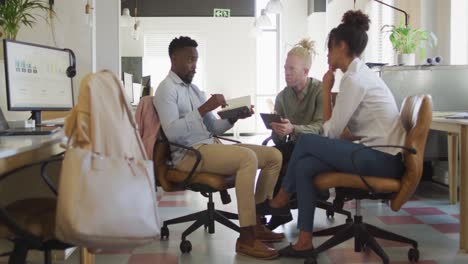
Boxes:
[398,53,416,65]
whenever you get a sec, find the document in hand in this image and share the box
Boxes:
[217,95,252,119]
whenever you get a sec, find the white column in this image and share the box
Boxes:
[95,0,120,76]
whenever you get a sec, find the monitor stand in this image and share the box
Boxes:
[31,110,42,126]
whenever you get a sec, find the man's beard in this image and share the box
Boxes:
[181,74,194,84]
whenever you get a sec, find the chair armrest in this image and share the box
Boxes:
[350,145,416,195]
[214,135,241,144]
[262,136,272,146]
[0,152,64,196]
[40,152,66,196]
[158,139,202,188]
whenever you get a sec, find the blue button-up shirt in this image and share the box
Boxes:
[154,71,233,164]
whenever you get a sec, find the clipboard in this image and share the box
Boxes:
[260,113,282,129]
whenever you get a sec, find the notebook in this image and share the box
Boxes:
[217,95,251,119]
[0,109,60,136]
[260,113,282,129]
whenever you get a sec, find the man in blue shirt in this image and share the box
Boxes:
[154,36,285,259]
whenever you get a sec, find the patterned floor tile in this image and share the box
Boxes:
[391,261,437,264]
[128,253,178,264]
[377,216,424,225]
[403,207,446,216]
[415,214,459,224]
[158,200,188,207]
[162,191,187,196]
[431,223,460,234]
[326,247,382,263]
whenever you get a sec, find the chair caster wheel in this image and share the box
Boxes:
[408,248,419,262]
[160,226,169,240]
[180,240,192,253]
[326,209,335,218]
[304,256,317,264]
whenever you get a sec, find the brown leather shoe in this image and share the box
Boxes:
[235,239,279,259]
[255,224,285,242]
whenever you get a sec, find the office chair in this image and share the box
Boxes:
[261,136,352,221]
[0,154,72,264]
[305,95,432,264]
[156,129,240,253]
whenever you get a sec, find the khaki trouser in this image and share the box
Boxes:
[175,143,282,227]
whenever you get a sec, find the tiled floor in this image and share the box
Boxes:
[1,135,468,263]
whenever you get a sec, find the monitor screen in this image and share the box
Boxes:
[3,40,74,111]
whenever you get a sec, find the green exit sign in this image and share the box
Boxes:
[213,8,230,18]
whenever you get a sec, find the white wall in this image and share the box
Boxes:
[120,17,257,133]
[279,0,309,88]
[96,0,120,75]
[307,12,327,80]
[0,0,93,121]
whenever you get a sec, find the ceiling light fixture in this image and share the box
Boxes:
[132,0,140,40]
[265,0,283,14]
[120,7,132,28]
[255,9,272,29]
[84,0,94,26]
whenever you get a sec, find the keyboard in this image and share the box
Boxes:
[0,126,61,136]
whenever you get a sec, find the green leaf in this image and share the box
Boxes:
[381,22,437,58]
[0,0,53,39]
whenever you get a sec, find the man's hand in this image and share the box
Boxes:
[198,94,227,116]
[322,66,336,93]
[271,118,294,137]
[227,105,254,125]
[237,105,254,119]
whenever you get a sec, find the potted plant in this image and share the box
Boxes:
[0,0,52,40]
[382,23,437,65]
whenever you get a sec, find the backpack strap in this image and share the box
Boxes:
[107,71,149,160]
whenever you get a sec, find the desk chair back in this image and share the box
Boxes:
[154,130,184,192]
[391,94,432,210]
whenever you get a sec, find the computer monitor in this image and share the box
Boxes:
[141,75,151,97]
[3,39,74,125]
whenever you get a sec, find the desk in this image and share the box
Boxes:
[0,132,95,264]
[430,117,468,251]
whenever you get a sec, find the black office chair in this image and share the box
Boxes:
[156,130,240,253]
[261,136,352,221]
[0,153,73,264]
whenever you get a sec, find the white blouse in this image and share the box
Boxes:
[322,58,406,155]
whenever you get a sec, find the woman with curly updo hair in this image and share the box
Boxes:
[267,10,407,257]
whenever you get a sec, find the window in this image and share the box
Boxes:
[451,0,468,64]
[255,0,280,133]
[143,33,206,92]
[365,0,395,64]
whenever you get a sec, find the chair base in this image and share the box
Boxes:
[306,215,419,264]
[316,200,352,220]
[7,239,71,264]
[160,192,239,253]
